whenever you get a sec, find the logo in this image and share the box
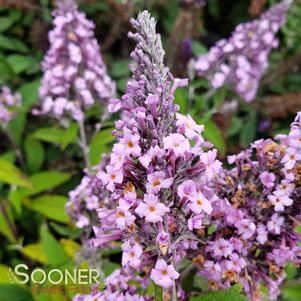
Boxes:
[8,264,102,285]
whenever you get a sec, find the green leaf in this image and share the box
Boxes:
[240,118,256,147]
[0,159,31,188]
[28,195,69,223]
[7,55,33,75]
[24,136,45,173]
[0,264,13,284]
[227,117,242,138]
[18,80,40,109]
[0,55,14,82]
[154,284,163,301]
[192,41,208,56]
[111,59,131,78]
[50,222,82,238]
[40,225,70,266]
[189,285,249,301]
[282,283,301,301]
[10,171,71,199]
[102,260,121,276]
[0,35,28,53]
[0,284,34,301]
[89,128,114,165]
[61,123,79,150]
[0,17,14,32]
[32,127,67,145]
[174,88,188,114]
[203,120,226,157]
[0,201,16,242]
[21,243,48,264]
[32,126,78,147]
[8,112,27,146]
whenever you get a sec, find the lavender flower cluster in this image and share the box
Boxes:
[66,155,110,229]
[34,0,115,121]
[202,112,301,300]
[91,10,225,295]
[0,86,21,125]
[74,268,151,301]
[195,0,292,102]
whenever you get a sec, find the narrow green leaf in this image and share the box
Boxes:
[10,171,71,199]
[21,243,48,264]
[8,112,27,146]
[240,119,256,147]
[89,128,114,165]
[0,202,16,242]
[0,17,14,32]
[61,123,79,150]
[111,59,131,78]
[0,159,31,188]
[154,284,163,301]
[189,285,249,301]
[203,120,226,157]
[18,80,40,109]
[40,225,70,266]
[0,55,14,82]
[0,284,34,301]
[0,35,28,53]
[24,136,45,173]
[7,55,34,75]
[32,127,66,144]
[174,88,188,114]
[28,195,69,223]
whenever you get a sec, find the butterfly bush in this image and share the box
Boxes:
[201,112,301,301]
[90,10,225,296]
[194,0,291,102]
[34,0,115,121]
[0,86,21,125]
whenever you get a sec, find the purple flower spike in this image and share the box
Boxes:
[195,0,292,102]
[34,0,115,121]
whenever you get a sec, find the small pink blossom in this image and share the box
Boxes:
[281,147,301,170]
[260,171,276,188]
[76,215,89,228]
[235,219,256,240]
[188,215,203,231]
[115,206,136,229]
[268,190,293,212]
[98,165,123,192]
[256,223,268,244]
[163,133,190,157]
[188,192,213,215]
[120,128,141,157]
[146,171,173,194]
[267,213,284,234]
[135,194,170,223]
[176,113,204,139]
[122,240,143,268]
[177,180,197,199]
[150,259,179,288]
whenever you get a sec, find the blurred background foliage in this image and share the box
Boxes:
[0,0,301,300]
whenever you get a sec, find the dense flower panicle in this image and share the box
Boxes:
[0,86,21,125]
[66,155,110,228]
[202,112,301,301]
[94,10,224,293]
[194,0,292,102]
[35,0,115,121]
[73,268,151,301]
